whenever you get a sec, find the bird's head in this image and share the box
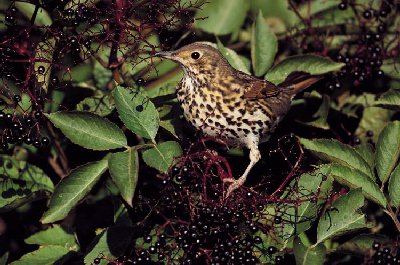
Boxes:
[155,42,230,75]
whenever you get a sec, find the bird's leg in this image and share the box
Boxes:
[224,143,261,198]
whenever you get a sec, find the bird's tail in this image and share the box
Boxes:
[278,71,323,95]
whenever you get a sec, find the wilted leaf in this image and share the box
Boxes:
[251,11,277,76]
[46,111,127,150]
[293,237,326,265]
[375,121,400,184]
[317,189,367,244]
[194,0,250,35]
[41,159,108,223]
[114,86,159,140]
[142,141,183,173]
[300,138,373,177]
[388,164,400,208]
[265,55,344,85]
[108,149,139,207]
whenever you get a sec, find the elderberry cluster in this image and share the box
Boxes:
[367,242,400,265]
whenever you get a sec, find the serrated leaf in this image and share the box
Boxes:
[265,55,344,85]
[41,159,108,223]
[114,86,159,140]
[375,121,400,184]
[251,11,277,76]
[194,0,250,35]
[0,252,8,265]
[388,164,400,208]
[329,164,386,207]
[375,89,400,111]
[317,189,367,244]
[142,141,183,173]
[0,156,54,211]
[281,165,333,241]
[354,143,375,170]
[300,138,373,178]
[25,225,79,250]
[76,94,115,117]
[15,2,52,26]
[302,94,330,130]
[216,39,250,74]
[338,234,389,255]
[10,245,72,265]
[46,111,126,150]
[355,106,393,143]
[380,59,400,80]
[108,149,139,207]
[293,237,326,265]
[34,38,56,93]
[84,226,136,264]
[160,119,180,138]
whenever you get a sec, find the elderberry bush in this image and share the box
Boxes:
[1,1,400,265]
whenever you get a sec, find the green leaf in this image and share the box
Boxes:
[293,237,326,265]
[250,0,298,28]
[265,55,344,85]
[317,189,367,244]
[380,59,400,80]
[108,149,139,207]
[41,159,108,223]
[0,252,8,265]
[194,0,250,35]
[281,165,333,240]
[114,86,159,140]
[84,226,136,264]
[15,2,52,26]
[160,119,181,138]
[329,164,386,207]
[34,38,56,93]
[338,234,389,255]
[375,89,400,111]
[0,156,54,211]
[76,94,115,117]
[93,60,113,89]
[302,94,330,130]
[355,106,393,143]
[216,39,250,74]
[375,121,400,184]
[25,225,79,250]
[46,111,127,150]
[142,141,183,173]
[354,143,375,170]
[251,11,277,76]
[300,138,373,178]
[10,245,72,265]
[388,164,400,208]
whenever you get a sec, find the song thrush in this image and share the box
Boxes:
[156,42,321,197]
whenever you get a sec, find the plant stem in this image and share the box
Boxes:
[384,207,400,233]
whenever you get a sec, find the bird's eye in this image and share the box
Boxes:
[191,52,200,60]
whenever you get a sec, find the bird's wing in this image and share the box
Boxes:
[243,78,280,99]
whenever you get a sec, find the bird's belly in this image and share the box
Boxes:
[179,95,273,146]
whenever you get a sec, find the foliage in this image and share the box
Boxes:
[1,0,400,264]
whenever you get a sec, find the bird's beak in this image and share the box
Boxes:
[155,51,176,60]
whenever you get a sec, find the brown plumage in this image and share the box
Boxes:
[156,42,321,197]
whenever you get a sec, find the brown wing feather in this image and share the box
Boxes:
[243,79,280,99]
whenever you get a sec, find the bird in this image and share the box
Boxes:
[156,42,321,198]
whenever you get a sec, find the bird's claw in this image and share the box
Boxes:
[223,178,246,199]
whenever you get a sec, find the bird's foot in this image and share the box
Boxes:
[223,177,246,199]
